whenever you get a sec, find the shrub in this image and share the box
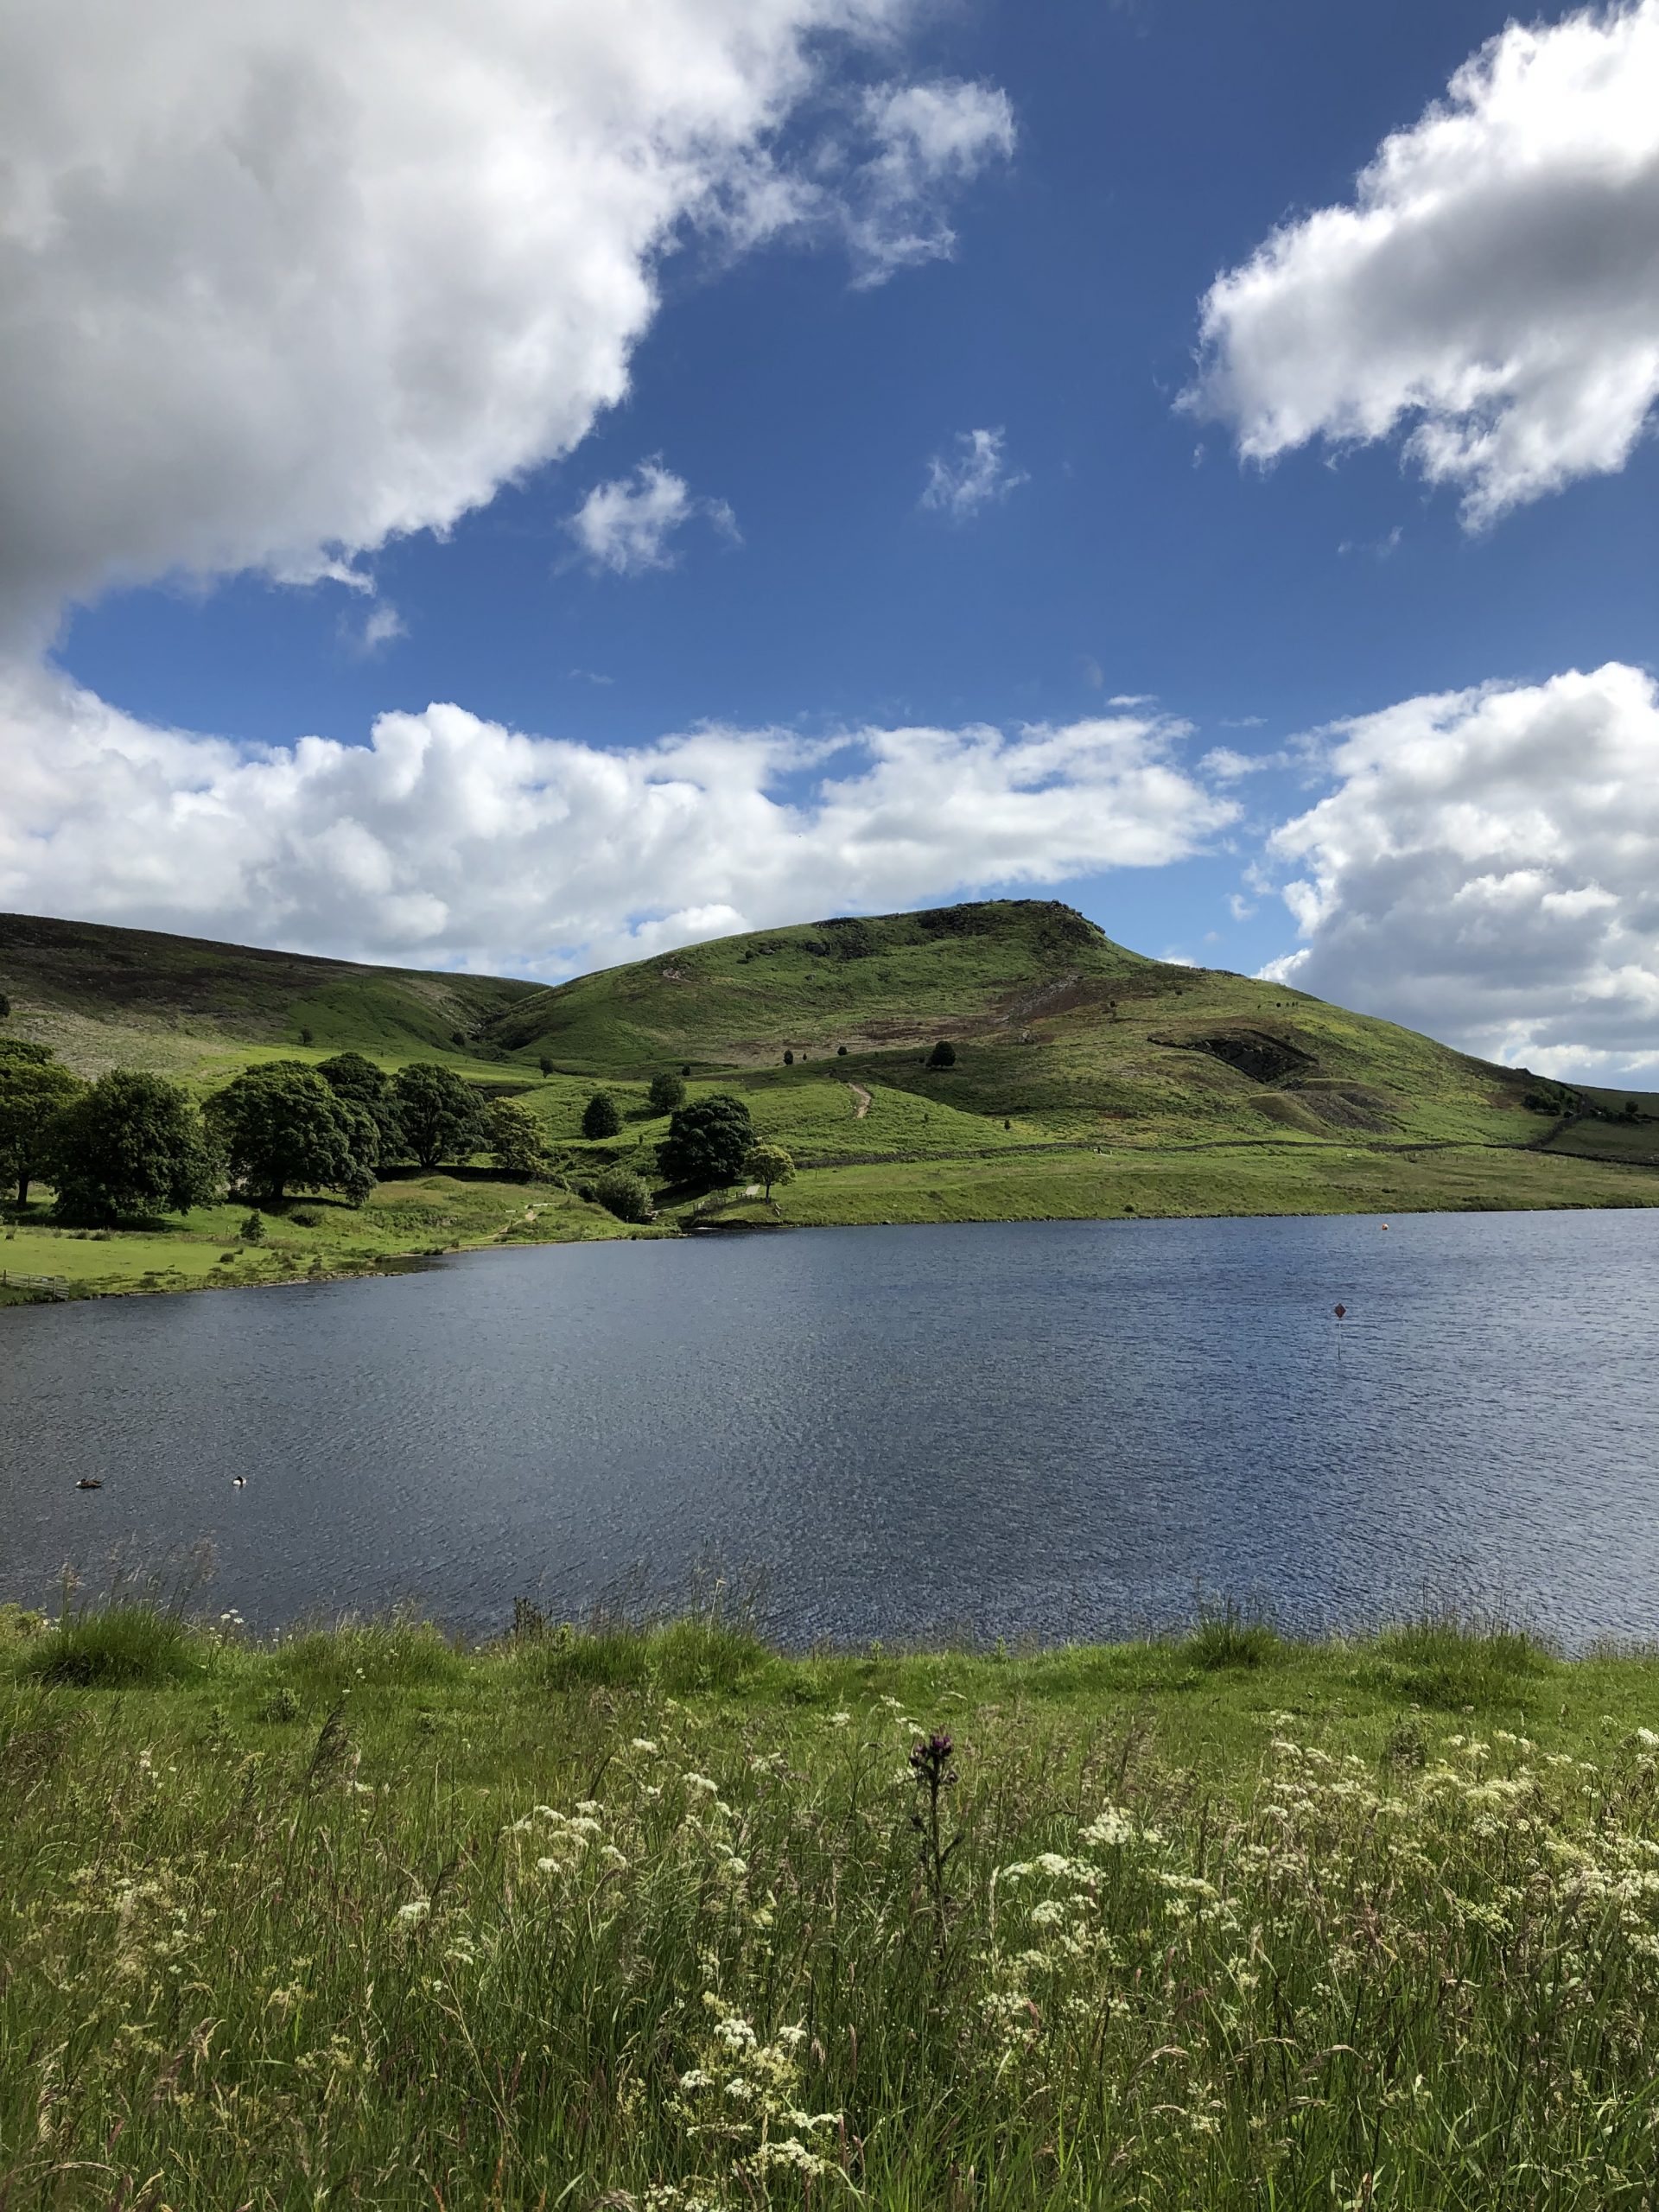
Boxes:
[289,1207,322,1227]
[926,1039,957,1069]
[1181,1600,1282,1671]
[837,1044,849,1057]
[240,1211,266,1243]
[783,1050,794,1066]
[647,1071,686,1115]
[592,1166,654,1224]
[582,1090,622,1140]
[537,1055,554,1078]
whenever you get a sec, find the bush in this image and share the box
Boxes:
[647,1071,686,1115]
[240,1211,266,1243]
[837,1045,849,1056]
[582,1090,621,1140]
[592,1166,654,1224]
[289,1207,322,1227]
[783,1050,793,1065]
[1180,1601,1282,1671]
[926,1039,957,1069]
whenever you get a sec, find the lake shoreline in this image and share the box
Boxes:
[5,1136,1659,1307]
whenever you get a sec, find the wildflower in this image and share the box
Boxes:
[631,1737,660,1755]
[395,1899,430,1925]
[829,1711,852,1727]
[684,1773,719,1795]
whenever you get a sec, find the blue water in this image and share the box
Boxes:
[3,1211,1657,1646]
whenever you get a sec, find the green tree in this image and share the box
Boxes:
[783,1049,794,1066]
[48,1071,220,1224]
[488,1097,545,1177]
[742,1141,794,1201]
[0,1045,85,1205]
[392,1062,486,1171]
[656,1093,753,1188]
[582,1090,622,1140]
[207,1065,377,1203]
[647,1071,686,1115]
[592,1166,654,1224]
[318,1052,404,1153]
[926,1039,957,1069]
[537,1055,555,1078]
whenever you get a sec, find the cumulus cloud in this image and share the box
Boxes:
[0,668,1236,977]
[920,428,1027,519]
[565,462,740,576]
[0,0,1009,636]
[1260,662,1659,1076]
[1187,0,1659,525]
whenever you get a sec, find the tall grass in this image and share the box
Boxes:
[4,1612,1659,2206]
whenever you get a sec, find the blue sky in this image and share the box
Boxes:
[6,0,1659,1075]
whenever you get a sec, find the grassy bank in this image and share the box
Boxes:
[6,1603,1659,2206]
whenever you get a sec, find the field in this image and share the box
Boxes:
[4,898,1657,1302]
[5,1600,1659,2208]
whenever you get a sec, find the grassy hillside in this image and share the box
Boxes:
[4,898,1656,1301]
[6,1600,1659,2208]
[0,911,539,1074]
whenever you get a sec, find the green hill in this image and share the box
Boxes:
[0,911,539,1075]
[3,899,1656,1298]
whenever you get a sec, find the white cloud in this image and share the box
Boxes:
[0,0,1008,638]
[342,601,407,658]
[920,428,1027,520]
[565,461,739,576]
[844,79,1016,283]
[1260,662,1659,1076]
[1187,0,1659,525]
[0,666,1236,978]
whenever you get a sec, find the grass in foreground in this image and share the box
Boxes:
[6,1602,1659,2207]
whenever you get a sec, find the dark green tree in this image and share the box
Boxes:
[926,1040,957,1069]
[392,1062,486,1170]
[656,1093,754,1188]
[783,1049,794,1065]
[537,1055,555,1078]
[647,1071,686,1115]
[48,1071,220,1224]
[488,1097,545,1177]
[318,1052,404,1152]
[582,1090,622,1140]
[0,1045,85,1205]
[207,1065,378,1202]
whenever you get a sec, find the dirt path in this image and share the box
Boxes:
[847,1082,872,1120]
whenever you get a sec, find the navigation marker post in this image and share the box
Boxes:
[1334,1302,1346,1366]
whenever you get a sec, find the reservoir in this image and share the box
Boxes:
[3,1210,1657,1648]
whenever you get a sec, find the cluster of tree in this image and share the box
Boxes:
[0,1031,553,1224]
[0,1044,220,1223]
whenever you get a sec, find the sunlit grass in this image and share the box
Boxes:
[7,1604,1659,2205]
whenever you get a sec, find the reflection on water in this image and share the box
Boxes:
[3,1211,1658,1647]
